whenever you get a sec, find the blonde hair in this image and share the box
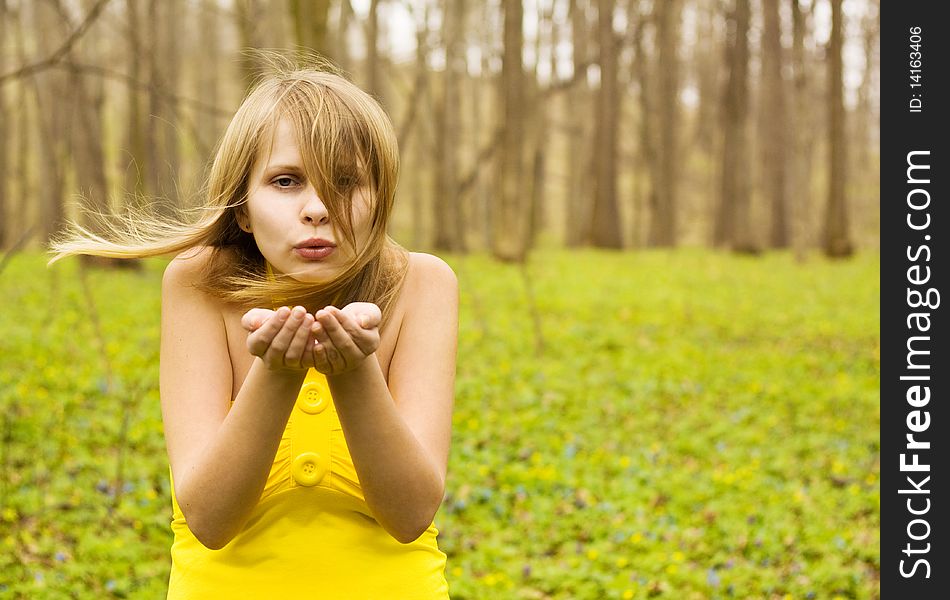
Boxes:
[48,51,409,325]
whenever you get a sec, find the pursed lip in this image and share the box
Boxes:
[294,238,337,248]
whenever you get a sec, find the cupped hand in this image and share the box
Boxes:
[310,302,382,376]
[241,302,381,375]
[243,305,316,372]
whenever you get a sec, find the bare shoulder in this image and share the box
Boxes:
[404,252,458,297]
[162,245,224,288]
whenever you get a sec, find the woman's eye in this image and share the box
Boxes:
[273,176,297,188]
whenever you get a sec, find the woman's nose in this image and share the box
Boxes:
[301,188,330,225]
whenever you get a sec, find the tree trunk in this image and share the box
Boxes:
[760,0,789,248]
[124,0,148,198]
[648,0,680,247]
[716,0,757,253]
[789,0,813,262]
[289,0,331,60]
[591,0,622,248]
[195,0,222,155]
[236,0,265,90]
[565,0,592,247]
[146,0,182,210]
[492,0,529,261]
[409,2,430,250]
[366,0,386,106]
[823,0,853,257]
[32,1,67,244]
[433,0,464,252]
[67,19,109,238]
[633,0,658,250]
[0,0,8,248]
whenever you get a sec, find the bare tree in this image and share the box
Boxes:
[715,0,757,253]
[145,0,182,208]
[591,0,622,248]
[631,0,657,249]
[648,0,681,247]
[123,0,148,197]
[493,0,530,261]
[565,0,593,247]
[31,1,68,243]
[0,0,8,248]
[760,0,789,248]
[64,0,110,237]
[823,0,853,257]
[289,0,331,60]
[433,0,465,251]
[789,0,815,261]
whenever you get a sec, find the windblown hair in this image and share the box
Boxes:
[48,51,409,326]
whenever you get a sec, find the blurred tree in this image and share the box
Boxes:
[146,0,182,209]
[236,0,266,90]
[64,0,110,239]
[32,1,67,244]
[716,0,758,253]
[565,0,593,248]
[760,0,789,248]
[789,0,815,261]
[367,0,386,105]
[632,0,657,250]
[648,0,681,247]
[195,0,222,155]
[823,0,853,257]
[433,0,465,252]
[0,0,8,248]
[289,0,331,60]
[124,0,147,198]
[493,0,530,261]
[591,0,622,248]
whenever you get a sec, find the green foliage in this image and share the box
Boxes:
[0,249,879,599]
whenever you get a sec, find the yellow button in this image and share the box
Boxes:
[297,382,329,414]
[291,452,328,486]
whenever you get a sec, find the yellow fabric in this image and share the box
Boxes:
[166,368,449,599]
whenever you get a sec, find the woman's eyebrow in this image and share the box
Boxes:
[264,164,304,174]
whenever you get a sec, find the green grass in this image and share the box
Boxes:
[0,248,880,599]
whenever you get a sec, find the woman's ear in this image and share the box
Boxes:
[235,209,252,232]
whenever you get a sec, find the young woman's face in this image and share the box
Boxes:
[244,118,373,283]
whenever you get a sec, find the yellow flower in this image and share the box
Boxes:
[630,533,643,544]
[451,567,463,578]
[619,456,631,468]
[665,564,678,575]
[616,557,629,568]
[622,590,634,599]
[672,551,685,563]
[586,549,599,561]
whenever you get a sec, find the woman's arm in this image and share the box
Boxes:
[324,253,459,543]
[160,250,312,550]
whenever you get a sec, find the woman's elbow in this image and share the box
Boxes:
[392,493,444,544]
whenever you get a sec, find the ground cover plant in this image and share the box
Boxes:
[0,248,880,598]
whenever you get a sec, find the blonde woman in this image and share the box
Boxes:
[50,55,458,598]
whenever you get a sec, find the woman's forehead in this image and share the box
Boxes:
[261,119,302,167]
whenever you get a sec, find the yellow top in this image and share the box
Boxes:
[166,368,449,599]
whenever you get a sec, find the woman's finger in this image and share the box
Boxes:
[317,308,362,361]
[329,307,376,355]
[312,310,346,371]
[247,306,291,356]
[264,306,307,366]
[342,302,381,329]
[284,313,315,368]
[241,308,275,332]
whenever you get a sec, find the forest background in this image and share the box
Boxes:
[0,0,880,598]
